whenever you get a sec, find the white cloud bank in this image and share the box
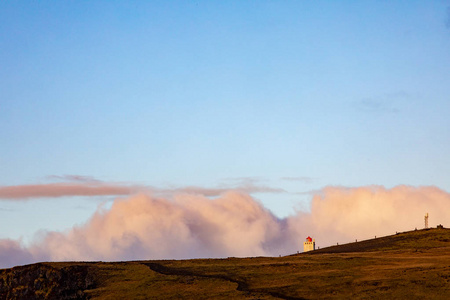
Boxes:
[0,185,449,268]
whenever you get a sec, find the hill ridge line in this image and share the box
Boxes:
[300,227,450,255]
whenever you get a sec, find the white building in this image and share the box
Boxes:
[303,236,315,252]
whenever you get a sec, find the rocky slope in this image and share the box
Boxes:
[0,263,94,299]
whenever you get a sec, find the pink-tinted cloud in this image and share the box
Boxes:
[0,192,292,267]
[0,177,285,200]
[0,185,449,268]
[0,239,34,269]
[168,184,285,197]
[288,185,450,246]
[37,192,287,262]
[0,183,138,200]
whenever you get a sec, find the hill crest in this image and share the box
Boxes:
[302,227,450,255]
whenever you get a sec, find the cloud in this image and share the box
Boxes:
[354,91,415,114]
[355,98,400,114]
[216,176,287,194]
[281,177,313,184]
[0,208,14,212]
[0,185,449,268]
[46,175,102,183]
[0,192,293,268]
[0,183,139,200]
[165,185,285,197]
[0,239,34,268]
[0,176,285,200]
[446,7,450,29]
[290,185,450,243]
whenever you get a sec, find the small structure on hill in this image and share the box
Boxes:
[425,213,429,229]
[303,236,315,252]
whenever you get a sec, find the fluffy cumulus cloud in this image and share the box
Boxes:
[0,185,449,268]
[38,192,289,262]
[289,185,450,243]
[0,239,34,268]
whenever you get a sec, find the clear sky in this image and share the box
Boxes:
[1,1,450,250]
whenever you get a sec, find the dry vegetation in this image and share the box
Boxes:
[1,228,450,299]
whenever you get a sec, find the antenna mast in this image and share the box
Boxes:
[424,213,429,229]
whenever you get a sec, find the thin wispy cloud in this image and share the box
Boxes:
[294,189,323,196]
[0,175,144,200]
[0,176,286,200]
[281,177,314,184]
[384,90,412,99]
[446,7,450,29]
[220,177,266,185]
[354,91,414,114]
[167,185,285,197]
[356,98,399,114]
[47,175,102,183]
[0,183,139,200]
[218,177,286,194]
[0,208,15,212]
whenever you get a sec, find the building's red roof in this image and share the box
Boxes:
[306,236,312,242]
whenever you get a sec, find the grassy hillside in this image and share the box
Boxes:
[309,227,450,254]
[1,228,450,299]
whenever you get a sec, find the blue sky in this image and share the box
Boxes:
[1,1,450,243]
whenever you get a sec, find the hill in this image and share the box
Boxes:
[308,227,450,254]
[1,228,449,299]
